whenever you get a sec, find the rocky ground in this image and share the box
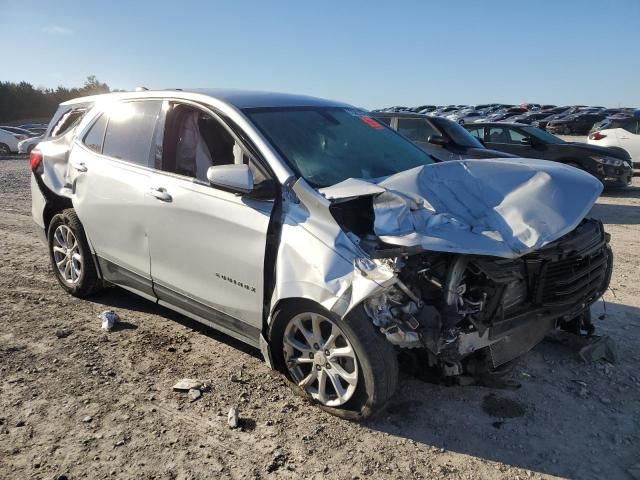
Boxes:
[0,156,638,480]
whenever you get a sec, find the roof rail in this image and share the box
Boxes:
[135,86,149,92]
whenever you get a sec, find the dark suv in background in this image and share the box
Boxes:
[373,112,515,162]
[466,122,632,187]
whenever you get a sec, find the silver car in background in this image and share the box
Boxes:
[30,89,612,419]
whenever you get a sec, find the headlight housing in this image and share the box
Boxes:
[590,156,624,167]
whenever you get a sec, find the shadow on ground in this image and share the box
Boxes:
[366,301,640,479]
[87,286,262,359]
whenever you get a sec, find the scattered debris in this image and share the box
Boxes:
[172,379,202,391]
[267,452,288,473]
[188,388,201,402]
[227,407,239,429]
[55,329,71,339]
[98,310,120,331]
[82,416,92,423]
[579,335,618,364]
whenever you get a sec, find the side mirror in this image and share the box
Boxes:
[427,134,449,146]
[206,164,254,193]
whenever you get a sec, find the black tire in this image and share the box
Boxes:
[0,143,10,155]
[269,300,398,420]
[47,208,102,297]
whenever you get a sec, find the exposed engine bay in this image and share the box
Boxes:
[330,191,613,378]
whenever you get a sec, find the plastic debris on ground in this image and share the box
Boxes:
[99,310,120,331]
[579,335,618,364]
[227,407,238,429]
[172,379,202,391]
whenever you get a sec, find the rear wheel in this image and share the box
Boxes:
[48,209,102,297]
[270,301,398,420]
[0,143,10,155]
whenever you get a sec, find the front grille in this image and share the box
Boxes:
[533,221,611,309]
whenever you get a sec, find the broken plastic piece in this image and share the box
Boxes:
[172,378,203,391]
[99,310,120,331]
[578,335,618,364]
[227,406,239,429]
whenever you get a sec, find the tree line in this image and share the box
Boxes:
[0,76,111,123]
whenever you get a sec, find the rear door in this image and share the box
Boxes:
[69,100,162,299]
[615,118,640,161]
[145,101,274,345]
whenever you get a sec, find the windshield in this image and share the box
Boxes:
[522,126,566,144]
[245,107,434,187]
[438,120,484,148]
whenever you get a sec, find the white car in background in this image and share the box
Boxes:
[0,128,26,154]
[18,135,44,154]
[588,113,640,162]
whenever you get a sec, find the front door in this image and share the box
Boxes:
[145,101,274,345]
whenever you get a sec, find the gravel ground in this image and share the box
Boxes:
[0,156,638,480]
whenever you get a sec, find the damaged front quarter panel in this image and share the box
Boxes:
[269,159,612,379]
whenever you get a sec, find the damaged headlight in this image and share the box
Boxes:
[590,156,624,167]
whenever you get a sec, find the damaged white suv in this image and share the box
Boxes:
[31,90,612,418]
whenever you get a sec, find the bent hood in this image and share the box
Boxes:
[320,158,602,258]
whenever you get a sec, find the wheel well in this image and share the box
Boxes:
[43,195,73,235]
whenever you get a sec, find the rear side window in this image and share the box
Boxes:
[466,126,484,140]
[51,109,86,137]
[376,116,392,126]
[102,101,162,166]
[83,114,108,153]
[396,118,438,142]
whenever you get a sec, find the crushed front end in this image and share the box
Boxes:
[353,218,612,378]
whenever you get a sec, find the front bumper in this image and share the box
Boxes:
[596,163,633,187]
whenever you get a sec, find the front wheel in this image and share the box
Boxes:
[270,302,398,420]
[48,209,102,297]
[0,143,10,155]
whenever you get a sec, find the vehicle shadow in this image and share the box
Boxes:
[601,184,640,200]
[365,301,639,479]
[589,203,640,225]
[86,286,262,360]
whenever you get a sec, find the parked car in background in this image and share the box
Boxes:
[1,126,39,137]
[31,89,612,419]
[588,112,640,162]
[546,112,607,135]
[0,128,24,153]
[18,135,43,154]
[506,112,552,125]
[466,122,632,187]
[373,112,515,161]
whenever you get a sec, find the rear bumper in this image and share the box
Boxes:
[30,174,47,243]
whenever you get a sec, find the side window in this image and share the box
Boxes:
[508,129,526,143]
[488,127,524,144]
[466,126,484,140]
[376,116,392,126]
[83,114,108,153]
[51,109,86,137]
[396,118,438,142]
[160,103,269,185]
[102,101,162,166]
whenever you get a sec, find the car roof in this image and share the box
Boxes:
[60,89,352,110]
[465,122,529,127]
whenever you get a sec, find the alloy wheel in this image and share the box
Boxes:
[283,312,358,407]
[52,225,82,284]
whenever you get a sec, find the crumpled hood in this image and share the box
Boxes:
[321,158,603,258]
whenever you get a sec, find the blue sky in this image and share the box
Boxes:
[1,0,638,108]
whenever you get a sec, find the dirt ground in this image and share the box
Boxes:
[0,156,638,480]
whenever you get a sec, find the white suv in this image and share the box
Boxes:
[589,113,640,163]
[31,89,613,418]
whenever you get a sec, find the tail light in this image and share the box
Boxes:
[589,131,607,141]
[29,150,43,172]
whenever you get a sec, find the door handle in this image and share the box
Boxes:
[150,187,172,202]
[71,162,88,172]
